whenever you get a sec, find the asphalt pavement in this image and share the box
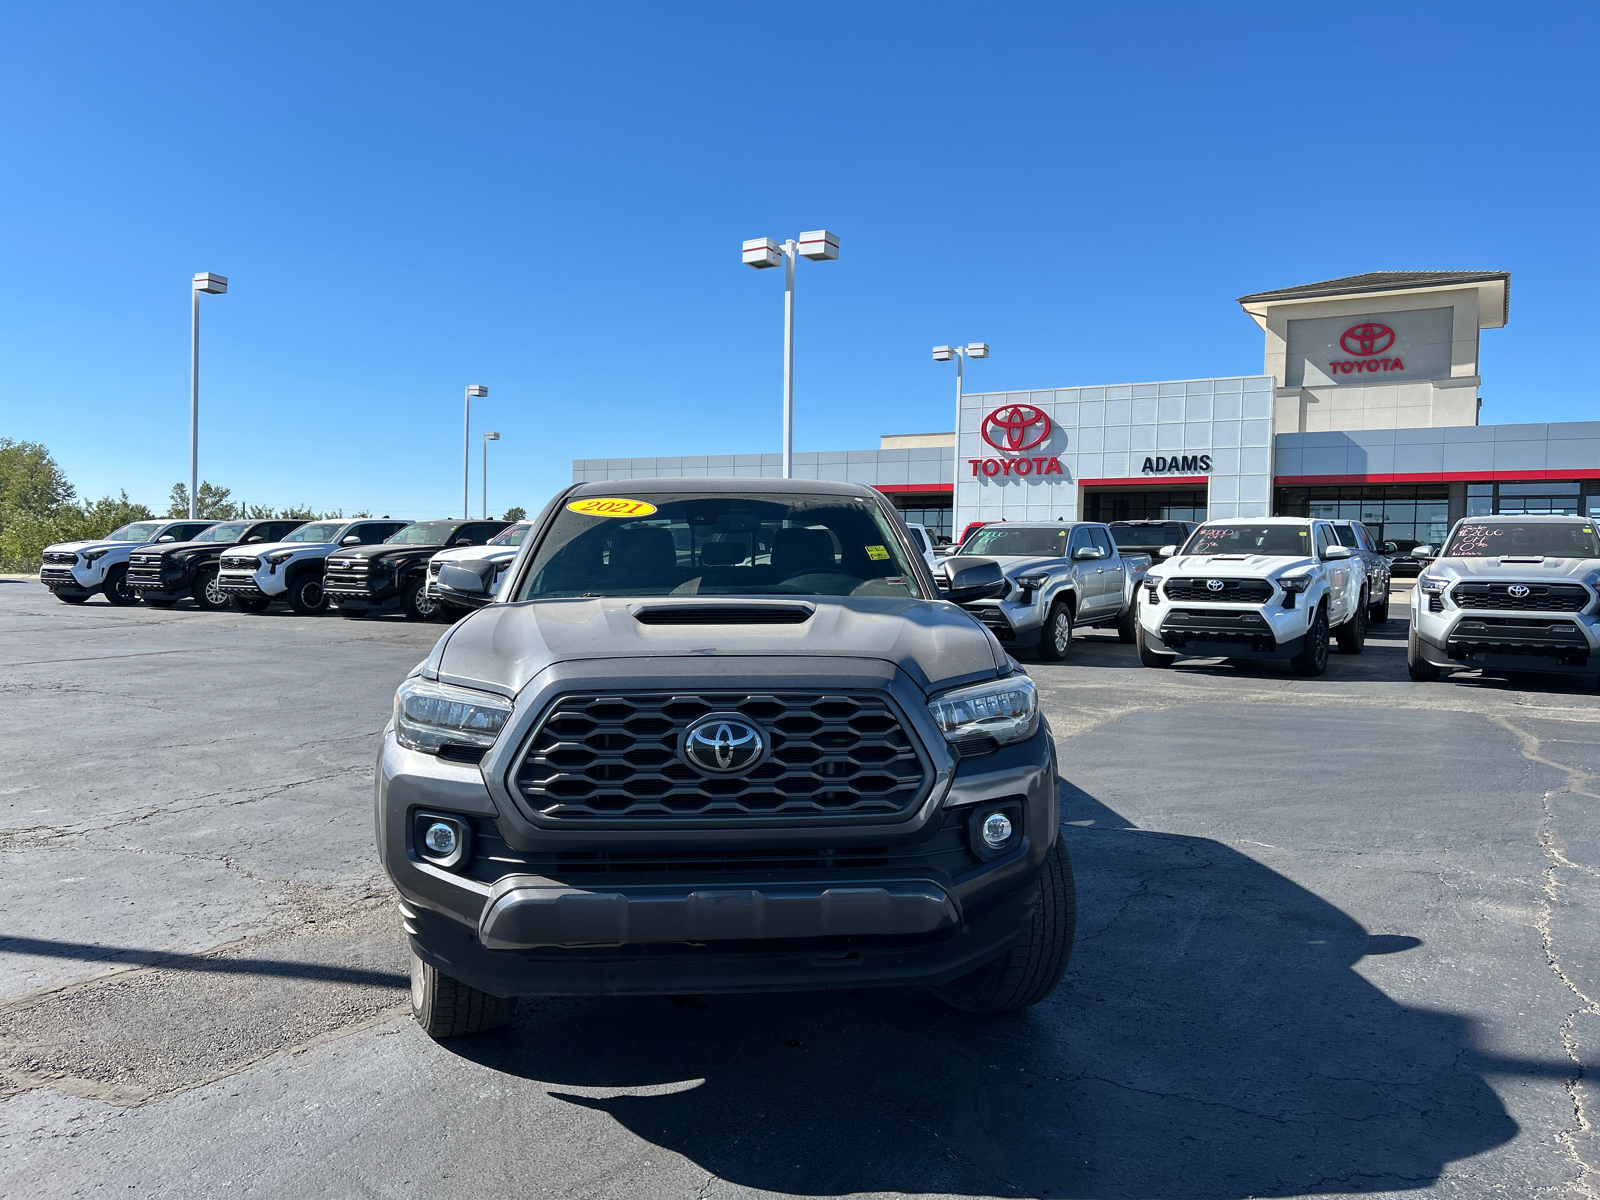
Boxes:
[2,578,1598,1199]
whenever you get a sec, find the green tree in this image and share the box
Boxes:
[0,491,153,572]
[502,506,527,521]
[0,439,76,518]
[167,481,238,520]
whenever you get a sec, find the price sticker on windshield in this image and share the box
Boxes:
[865,545,891,561]
[566,497,658,518]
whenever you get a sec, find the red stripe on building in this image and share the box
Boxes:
[872,483,954,494]
[1274,469,1600,486]
[1079,475,1210,487]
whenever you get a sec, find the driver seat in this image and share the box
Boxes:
[772,528,837,576]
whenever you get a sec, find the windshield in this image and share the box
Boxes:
[1108,522,1190,548]
[516,494,926,600]
[193,522,250,543]
[1444,520,1600,559]
[961,526,1069,557]
[489,523,531,547]
[385,522,459,545]
[281,522,345,544]
[1183,524,1312,556]
[105,522,165,542]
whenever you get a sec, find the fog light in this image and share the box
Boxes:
[982,813,1013,848]
[424,822,458,855]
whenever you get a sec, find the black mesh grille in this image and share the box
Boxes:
[125,552,168,588]
[324,557,375,594]
[42,551,78,565]
[1450,582,1590,612]
[1164,578,1274,603]
[515,691,929,823]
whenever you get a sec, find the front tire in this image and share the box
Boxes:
[402,576,441,623]
[104,565,139,606]
[1290,606,1330,677]
[287,574,327,615]
[192,567,230,612]
[410,951,515,1039]
[1408,628,1441,681]
[933,839,1076,1014]
[1136,619,1175,668]
[1114,603,1137,644]
[1035,601,1073,662]
[1335,592,1367,655]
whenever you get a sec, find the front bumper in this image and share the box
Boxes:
[377,704,1059,996]
[965,601,1044,648]
[1144,602,1309,659]
[1413,603,1600,674]
[216,569,279,598]
[40,563,94,591]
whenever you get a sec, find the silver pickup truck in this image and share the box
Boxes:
[936,521,1151,660]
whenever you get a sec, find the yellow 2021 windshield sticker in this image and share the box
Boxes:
[567,497,659,518]
[865,544,891,561]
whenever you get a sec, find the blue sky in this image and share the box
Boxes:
[2,2,1595,518]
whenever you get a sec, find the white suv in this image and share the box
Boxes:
[39,519,215,606]
[216,518,411,614]
[1409,514,1600,684]
[1136,517,1370,676]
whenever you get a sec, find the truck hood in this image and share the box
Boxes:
[943,553,1067,579]
[427,596,1007,699]
[135,539,235,560]
[432,544,520,565]
[43,540,114,555]
[1426,557,1600,583]
[237,539,336,558]
[1157,554,1319,579]
[333,543,442,561]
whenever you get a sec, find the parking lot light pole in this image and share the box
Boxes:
[463,385,488,518]
[742,230,839,478]
[933,342,989,460]
[482,432,499,519]
[189,273,228,519]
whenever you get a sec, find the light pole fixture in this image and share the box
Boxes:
[463,385,488,518]
[742,229,839,478]
[482,432,500,519]
[189,273,228,518]
[933,342,989,457]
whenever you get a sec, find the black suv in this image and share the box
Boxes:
[1107,520,1198,564]
[125,519,308,610]
[1332,520,1396,624]
[325,519,510,621]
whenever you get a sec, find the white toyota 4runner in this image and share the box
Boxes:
[1409,514,1600,684]
[1136,517,1370,676]
[39,519,215,606]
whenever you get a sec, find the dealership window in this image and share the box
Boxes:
[892,502,953,543]
[1084,489,1207,523]
[1467,481,1587,517]
[1275,485,1447,552]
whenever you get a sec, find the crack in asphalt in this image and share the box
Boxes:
[1486,713,1600,1200]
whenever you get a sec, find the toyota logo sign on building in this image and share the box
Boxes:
[981,404,1052,452]
[1339,322,1396,356]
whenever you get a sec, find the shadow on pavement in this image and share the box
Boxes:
[448,783,1565,1198]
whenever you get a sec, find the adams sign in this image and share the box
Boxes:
[1141,454,1211,475]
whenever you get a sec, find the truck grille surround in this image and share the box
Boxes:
[514,691,931,824]
[42,551,78,565]
[324,556,375,595]
[126,552,170,590]
[1163,578,1273,603]
[1449,582,1590,612]
[221,554,260,571]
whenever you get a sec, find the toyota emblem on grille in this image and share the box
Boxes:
[1206,579,1225,592]
[682,715,767,775]
[1508,584,1531,598]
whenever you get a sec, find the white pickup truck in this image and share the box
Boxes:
[39,519,216,605]
[216,518,411,614]
[937,521,1150,661]
[1136,518,1370,676]
[1409,514,1600,684]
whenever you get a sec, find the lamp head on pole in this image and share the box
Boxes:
[965,342,990,359]
[741,238,783,269]
[193,272,228,295]
[931,346,955,362]
[796,230,839,261]
[466,385,488,398]
[484,431,500,442]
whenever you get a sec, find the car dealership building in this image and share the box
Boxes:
[573,270,1600,551]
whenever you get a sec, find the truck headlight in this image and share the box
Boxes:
[927,675,1039,747]
[82,548,109,563]
[1418,574,1447,596]
[1016,573,1049,604]
[394,677,512,754]
[263,550,294,565]
[1278,575,1312,594]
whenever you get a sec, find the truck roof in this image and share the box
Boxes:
[567,477,878,500]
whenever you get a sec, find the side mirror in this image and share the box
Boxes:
[342,535,362,544]
[158,535,176,542]
[942,560,1007,605]
[1413,545,1437,561]
[454,538,474,547]
[1158,544,1178,558]
[1072,546,1107,561]
[246,536,264,543]
[1380,541,1398,554]
[436,560,496,608]
[1322,545,1354,560]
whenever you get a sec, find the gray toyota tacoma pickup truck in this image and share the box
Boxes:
[378,479,1073,1037]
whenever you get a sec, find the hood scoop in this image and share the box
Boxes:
[632,603,815,626]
